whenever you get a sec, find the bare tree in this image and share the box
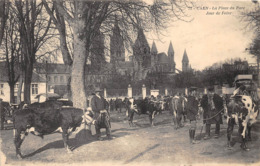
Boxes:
[43,0,192,108]
[0,0,10,47]
[241,0,260,86]
[14,0,53,104]
[0,8,21,103]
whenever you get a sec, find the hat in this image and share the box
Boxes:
[189,87,197,92]
[95,87,103,92]
[207,86,214,92]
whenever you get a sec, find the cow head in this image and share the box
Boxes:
[84,107,94,125]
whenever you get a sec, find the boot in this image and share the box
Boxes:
[189,129,192,144]
[227,135,232,149]
[191,130,199,144]
[107,134,112,140]
[204,124,211,140]
[227,141,232,150]
[214,123,220,138]
[240,138,250,151]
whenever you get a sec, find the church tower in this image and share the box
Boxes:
[133,28,151,69]
[182,49,189,72]
[168,41,175,73]
[90,30,105,71]
[133,28,151,80]
[151,41,158,67]
[110,17,125,63]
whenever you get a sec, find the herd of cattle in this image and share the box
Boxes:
[0,93,259,158]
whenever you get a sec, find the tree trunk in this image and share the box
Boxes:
[17,74,23,104]
[9,83,15,103]
[71,19,87,109]
[24,63,33,104]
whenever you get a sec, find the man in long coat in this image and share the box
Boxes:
[201,87,224,139]
[91,88,111,140]
[186,88,199,144]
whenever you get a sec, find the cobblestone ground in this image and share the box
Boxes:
[1,109,260,166]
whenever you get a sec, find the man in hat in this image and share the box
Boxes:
[186,87,200,144]
[201,87,224,139]
[91,87,111,140]
[232,84,249,97]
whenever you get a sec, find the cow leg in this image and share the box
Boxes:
[14,129,26,158]
[62,129,72,153]
[129,111,134,127]
[227,118,234,149]
[177,112,183,128]
[172,110,177,130]
[149,112,155,127]
[247,125,252,141]
[239,120,250,151]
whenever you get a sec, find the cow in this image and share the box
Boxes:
[0,101,14,129]
[109,99,116,112]
[115,98,124,113]
[170,95,186,129]
[226,95,259,151]
[163,96,172,112]
[125,97,164,127]
[13,100,94,158]
[1,101,13,118]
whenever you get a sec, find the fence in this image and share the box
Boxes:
[106,89,127,97]
[90,86,227,99]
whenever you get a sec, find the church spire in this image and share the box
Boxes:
[182,49,189,62]
[110,15,125,63]
[133,28,150,50]
[182,49,189,72]
[168,41,174,56]
[151,41,158,54]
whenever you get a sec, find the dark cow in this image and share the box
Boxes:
[226,95,258,151]
[126,97,164,127]
[2,101,13,117]
[109,99,116,112]
[163,96,172,112]
[13,100,93,158]
[115,98,124,113]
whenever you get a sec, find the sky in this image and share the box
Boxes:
[143,0,258,70]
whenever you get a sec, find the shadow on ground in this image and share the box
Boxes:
[22,130,95,158]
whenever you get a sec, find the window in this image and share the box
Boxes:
[48,85,51,92]
[0,84,4,95]
[31,84,38,95]
[48,76,51,82]
[60,76,64,82]
[14,84,18,90]
[54,76,58,83]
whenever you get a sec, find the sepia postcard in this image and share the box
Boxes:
[0,0,259,166]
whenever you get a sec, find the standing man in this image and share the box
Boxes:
[91,87,111,141]
[201,87,224,139]
[186,87,199,144]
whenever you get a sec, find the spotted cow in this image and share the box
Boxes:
[226,95,258,151]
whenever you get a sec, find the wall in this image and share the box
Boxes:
[31,82,46,103]
[0,82,46,103]
[0,82,10,102]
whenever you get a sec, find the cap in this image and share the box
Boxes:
[95,87,103,92]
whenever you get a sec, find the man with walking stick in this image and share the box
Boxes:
[201,87,224,139]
